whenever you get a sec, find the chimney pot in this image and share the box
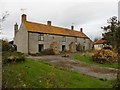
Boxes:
[80,28,83,32]
[22,14,27,22]
[71,26,74,30]
[14,23,18,36]
[47,21,51,26]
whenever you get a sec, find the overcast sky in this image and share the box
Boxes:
[0,0,119,41]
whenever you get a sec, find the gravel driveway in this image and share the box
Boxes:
[27,55,118,80]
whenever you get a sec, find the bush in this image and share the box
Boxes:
[29,52,42,56]
[41,48,55,55]
[2,40,16,52]
[92,49,118,64]
[2,51,25,64]
[103,47,112,50]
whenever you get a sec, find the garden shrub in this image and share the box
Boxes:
[41,48,55,55]
[60,49,70,54]
[29,52,42,56]
[2,51,25,64]
[92,49,118,64]
[2,39,16,52]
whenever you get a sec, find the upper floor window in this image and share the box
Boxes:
[38,34,44,41]
[75,37,77,42]
[62,36,66,42]
[84,38,86,43]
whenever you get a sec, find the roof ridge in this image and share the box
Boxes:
[23,20,88,38]
[26,21,82,33]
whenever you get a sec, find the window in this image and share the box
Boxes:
[62,36,66,42]
[38,34,44,41]
[75,37,77,42]
[84,38,86,43]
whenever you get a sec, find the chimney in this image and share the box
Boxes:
[14,23,18,36]
[71,26,74,30]
[47,21,51,26]
[80,28,83,32]
[22,14,27,22]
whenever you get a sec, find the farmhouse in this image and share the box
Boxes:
[14,14,93,54]
[94,39,108,50]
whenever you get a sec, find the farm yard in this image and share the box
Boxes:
[2,51,118,88]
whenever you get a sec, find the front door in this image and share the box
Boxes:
[62,45,65,51]
[39,44,44,52]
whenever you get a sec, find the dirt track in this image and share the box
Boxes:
[27,55,118,80]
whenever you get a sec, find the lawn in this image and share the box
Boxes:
[3,58,114,88]
[73,53,119,69]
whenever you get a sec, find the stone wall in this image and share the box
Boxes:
[15,31,93,54]
[14,23,28,54]
[69,42,77,53]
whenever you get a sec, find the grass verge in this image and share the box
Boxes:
[3,58,114,88]
[73,53,119,69]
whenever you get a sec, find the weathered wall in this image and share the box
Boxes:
[66,37,76,51]
[16,31,93,54]
[85,38,93,50]
[28,32,39,53]
[43,34,61,51]
[14,23,28,54]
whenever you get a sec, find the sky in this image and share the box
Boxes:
[0,0,119,41]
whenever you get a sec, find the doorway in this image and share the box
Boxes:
[39,44,44,52]
[62,45,65,51]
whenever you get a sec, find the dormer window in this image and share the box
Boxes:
[38,34,44,41]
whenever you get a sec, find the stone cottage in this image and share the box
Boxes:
[14,14,93,54]
[94,39,107,50]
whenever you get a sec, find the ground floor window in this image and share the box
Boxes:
[62,45,65,51]
[39,44,44,52]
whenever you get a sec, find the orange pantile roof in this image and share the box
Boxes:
[23,21,88,38]
[94,39,107,45]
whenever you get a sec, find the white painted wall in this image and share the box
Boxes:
[14,23,28,54]
[94,44,103,50]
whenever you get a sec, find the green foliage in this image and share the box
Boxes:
[2,58,113,88]
[101,16,120,50]
[2,51,25,64]
[73,52,118,68]
[2,40,11,51]
[92,49,118,64]
[73,53,94,63]
[115,27,120,47]
[2,39,15,52]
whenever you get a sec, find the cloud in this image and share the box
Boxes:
[0,1,118,41]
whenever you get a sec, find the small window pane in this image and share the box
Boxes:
[62,36,66,42]
[38,34,44,41]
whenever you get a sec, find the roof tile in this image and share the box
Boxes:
[24,21,88,38]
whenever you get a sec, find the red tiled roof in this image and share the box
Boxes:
[23,21,88,38]
[94,39,107,45]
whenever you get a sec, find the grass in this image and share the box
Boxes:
[73,53,119,69]
[2,58,114,88]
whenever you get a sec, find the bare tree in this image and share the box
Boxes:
[0,11,9,34]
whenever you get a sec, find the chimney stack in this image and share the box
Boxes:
[71,26,74,30]
[22,14,27,22]
[80,28,83,32]
[47,21,51,26]
[14,23,18,36]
